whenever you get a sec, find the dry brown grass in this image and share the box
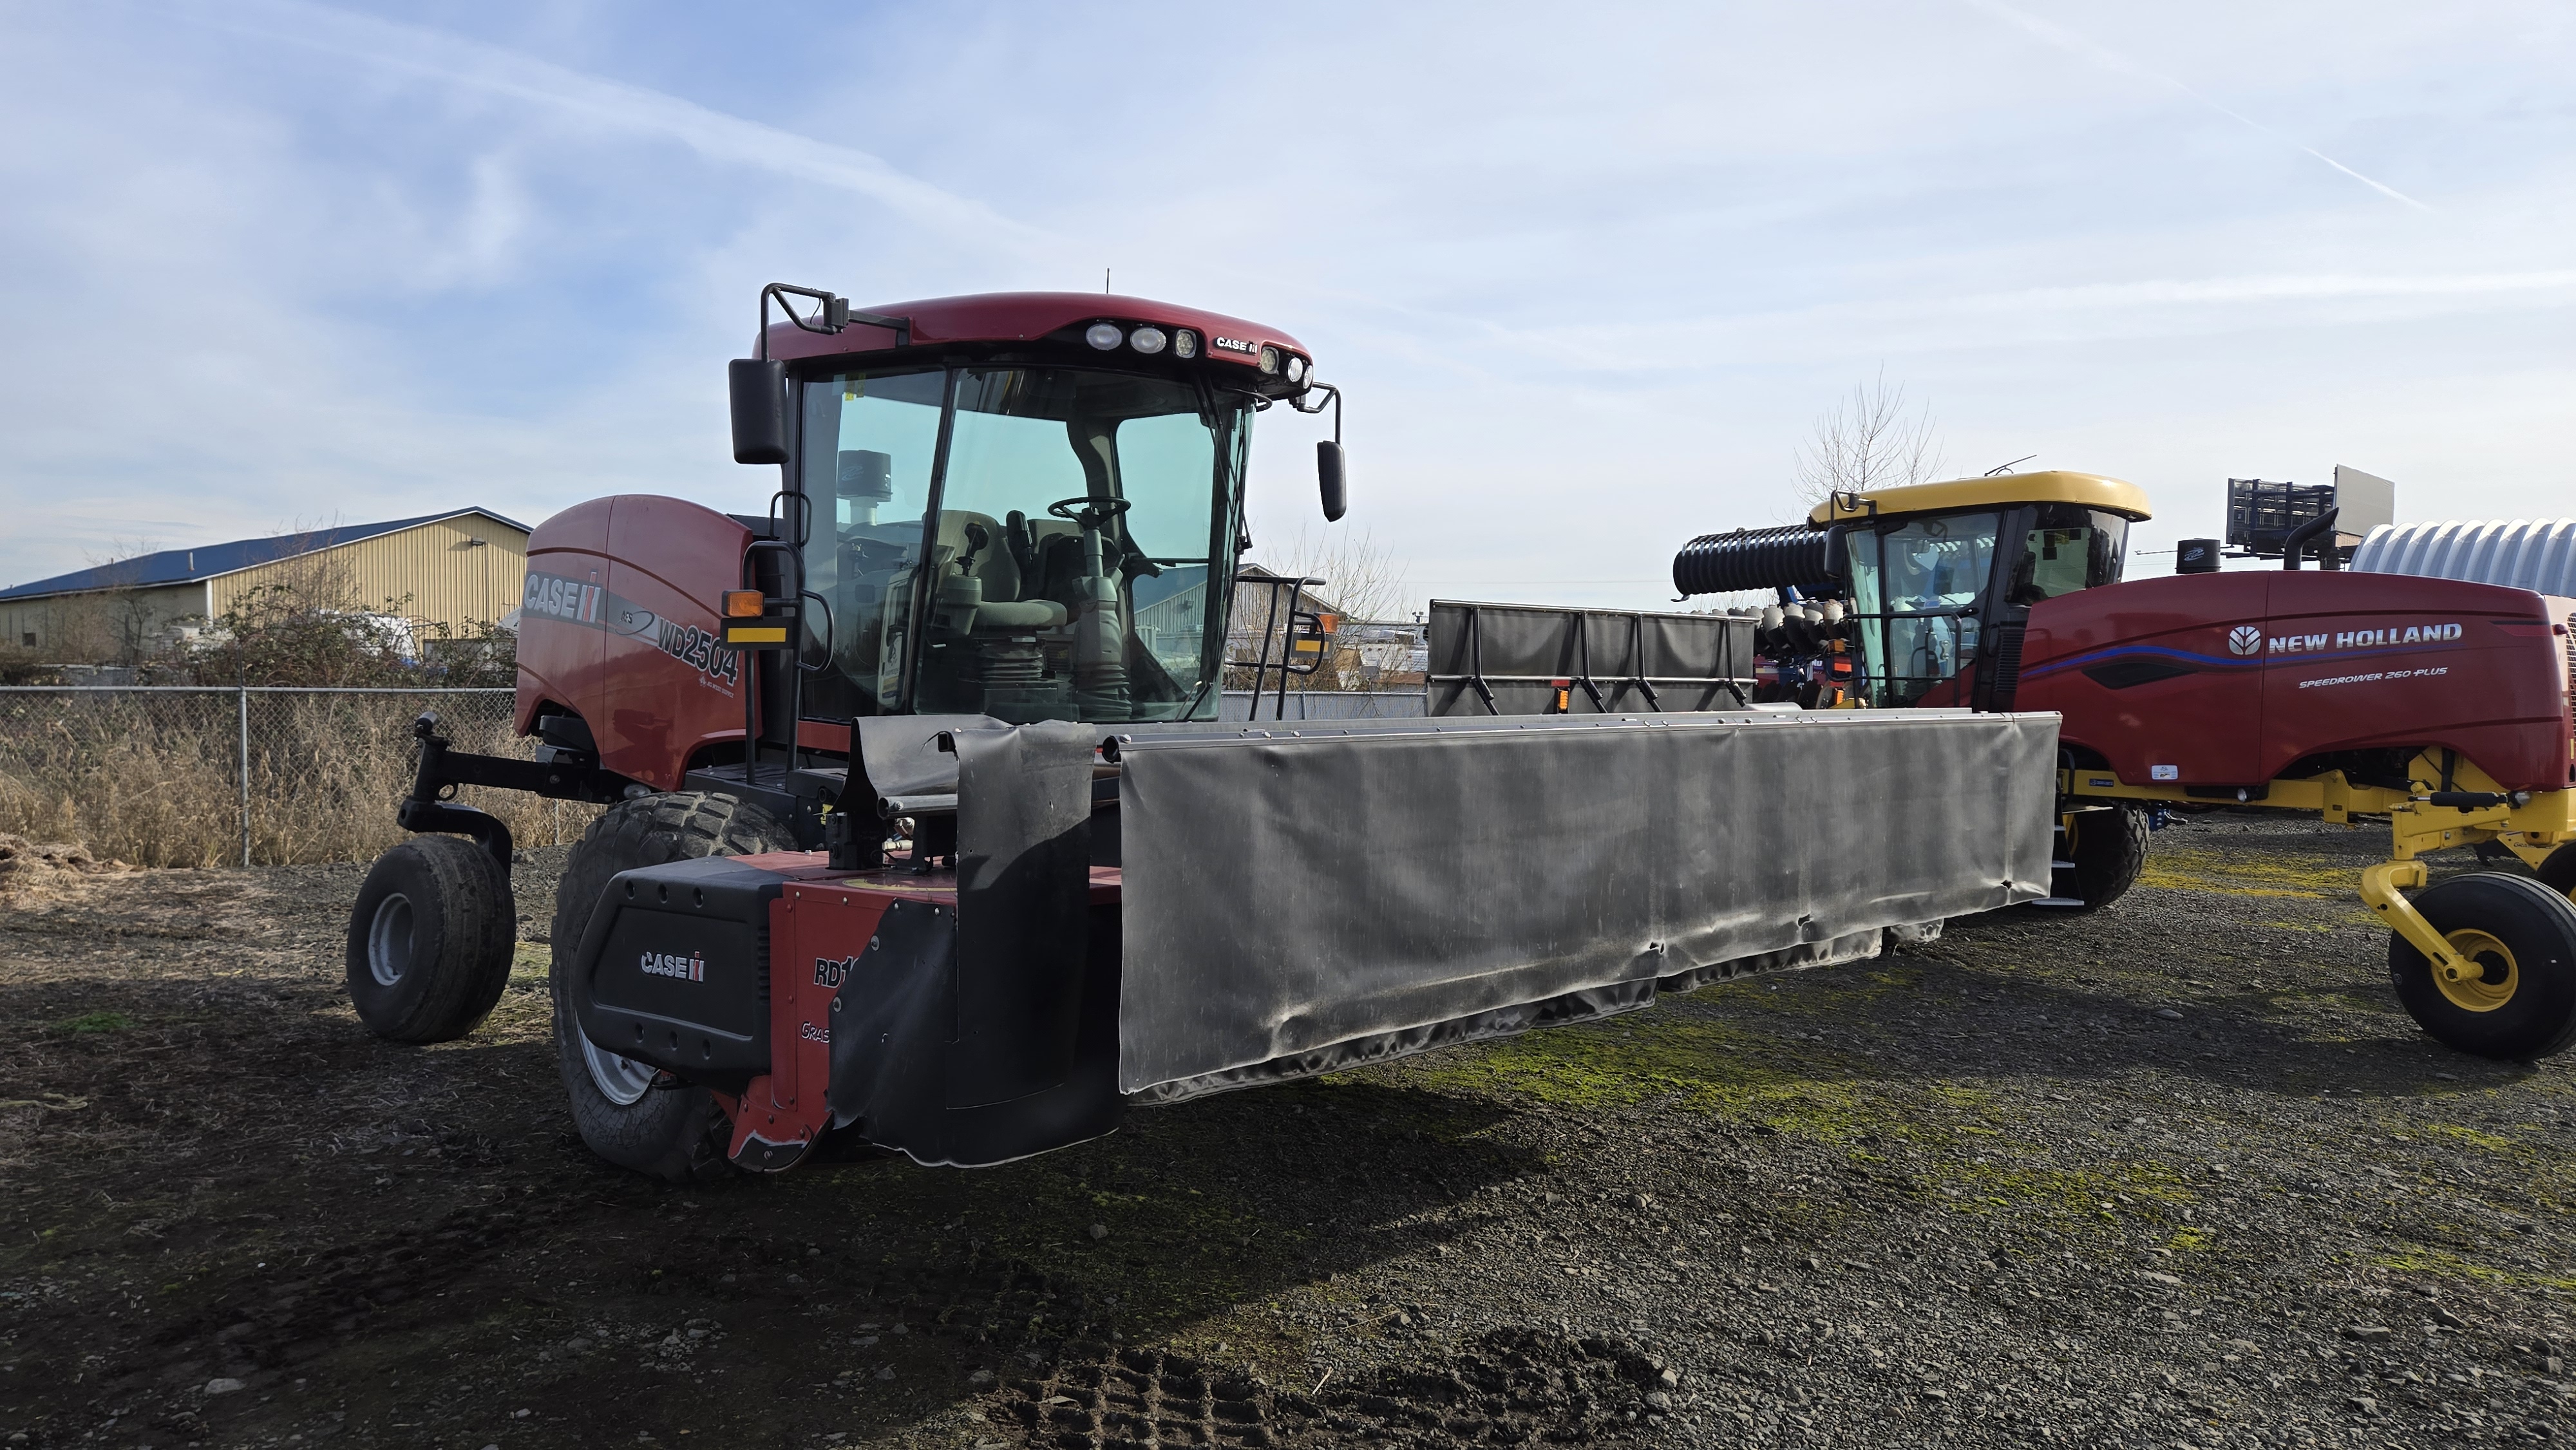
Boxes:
[0,690,600,868]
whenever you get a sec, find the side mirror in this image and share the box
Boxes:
[1821,526,1850,580]
[1317,440,1348,522]
[728,358,788,465]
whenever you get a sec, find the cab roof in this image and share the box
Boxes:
[1806,469,2153,526]
[760,290,1313,390]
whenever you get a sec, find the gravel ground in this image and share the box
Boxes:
[1,814,2570,1449]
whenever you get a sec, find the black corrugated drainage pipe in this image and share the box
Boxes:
[1672,524,1836,597]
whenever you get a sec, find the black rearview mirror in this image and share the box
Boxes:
[1317,440,1348,522]
[728,358,789,465]
[1822,526,1850,580]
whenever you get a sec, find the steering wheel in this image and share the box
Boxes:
[1046,496,1131,524]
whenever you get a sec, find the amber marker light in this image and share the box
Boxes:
[723,590,764,618]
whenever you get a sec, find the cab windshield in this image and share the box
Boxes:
[1847,511,2000,706]
[796,364,1250,723]
[1844,505,2129,706]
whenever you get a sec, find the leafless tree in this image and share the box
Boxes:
[1793,369,1945,512]
[1229,529,1412,691]
[1246,527,1409,625]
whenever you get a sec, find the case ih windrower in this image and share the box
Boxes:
[346,285,2059,1181]
[1654,471,2576,1061]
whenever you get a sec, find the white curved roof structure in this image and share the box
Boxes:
[2350,519,2576,598]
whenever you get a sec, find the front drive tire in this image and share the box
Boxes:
[345,834,515,1044]
[2051,803,2148,913]
[2389,871,2576,1061]
[550,791,798,1183]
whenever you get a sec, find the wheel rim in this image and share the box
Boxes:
[581,1033,659,1106]
[365,894,413,988]
[2436,928,2519,1013]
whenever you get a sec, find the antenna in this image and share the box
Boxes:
[1984,455,2037,476]
[1104,268,1111,294]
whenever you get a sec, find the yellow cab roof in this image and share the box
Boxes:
[1806,470,2153,526]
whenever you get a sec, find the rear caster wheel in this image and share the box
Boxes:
[2389,872,2576,1060]
[345,834,515,1043]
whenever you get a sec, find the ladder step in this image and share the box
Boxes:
[2027,896,2088,908]
[2051,859,2078,869]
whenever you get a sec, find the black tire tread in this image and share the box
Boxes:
[345,834,515,1044]
[549,791,797,1183]
[2388,871,2576,1061]
[2534,842,2576,898]
[2054,803,2149,914]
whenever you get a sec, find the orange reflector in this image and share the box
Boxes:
[1293,638,1321,652]
[724,626,788,644]
[723,590,764,618]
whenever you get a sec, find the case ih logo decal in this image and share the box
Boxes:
[1210,335,1258,355]
[813,956,855,988]
[526,574,604,623]
[2227,626,2262,655]
[639,950,705,982]
[524,572,740,694]
[2267,622,2461,654]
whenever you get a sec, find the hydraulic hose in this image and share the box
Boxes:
[1672,524,1835,597]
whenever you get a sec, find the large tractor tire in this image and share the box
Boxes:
[2048,803,2148,913]
[2533,842,2576,899]
[550,791,797,1183]
[2389,872,2576,1061]
[346,834,515,1044]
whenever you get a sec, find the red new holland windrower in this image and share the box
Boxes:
[1645,471,2576,1061]
[345,283,2061,1181]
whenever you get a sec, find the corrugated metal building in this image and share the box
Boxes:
[2351,519,2576,597]
[0,509,530,656]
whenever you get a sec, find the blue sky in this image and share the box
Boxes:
[2,1,2569,612]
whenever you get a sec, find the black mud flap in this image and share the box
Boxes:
[823,897,1124,1169]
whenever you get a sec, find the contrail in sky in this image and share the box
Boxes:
[1962,0,2434,212]
[171,0,1053,251]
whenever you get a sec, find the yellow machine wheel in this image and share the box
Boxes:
[2388,873,2576,1060]
[2430,929,2518,1012]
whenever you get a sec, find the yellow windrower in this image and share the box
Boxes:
[2067,748,2574,1011]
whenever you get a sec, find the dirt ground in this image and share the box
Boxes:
[2,814,2571,1449]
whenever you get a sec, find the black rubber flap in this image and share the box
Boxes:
[1113,710,2057,1094]
[948,720,1097,1107]
[825,897,956,1141]
[846,713,1001,806]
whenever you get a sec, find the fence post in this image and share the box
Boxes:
[238,687,251,867]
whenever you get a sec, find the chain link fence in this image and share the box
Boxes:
[0,684,1434,869]
[0,687,599,868]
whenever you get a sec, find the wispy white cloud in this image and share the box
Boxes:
[1961,0,2435,212]
[175,0,1050,252]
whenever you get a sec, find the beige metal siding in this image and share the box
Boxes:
[1,581,208,655]
[208,514,527,634]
